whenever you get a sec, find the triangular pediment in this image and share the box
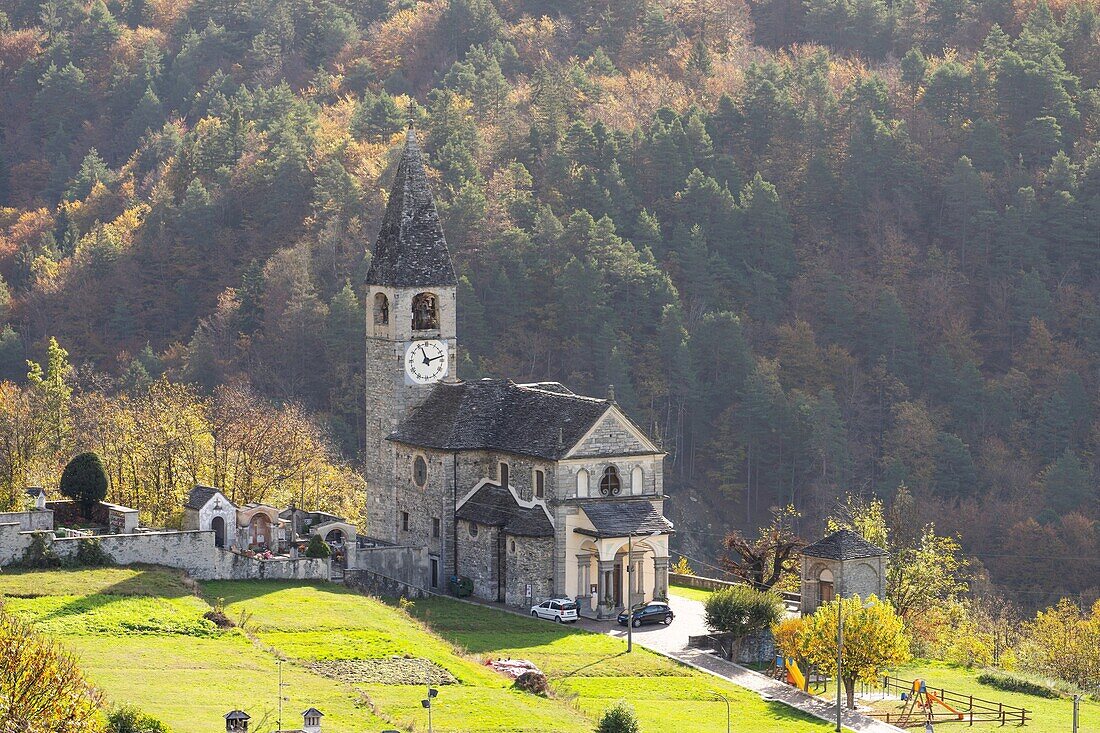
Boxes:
[563,405,662,458]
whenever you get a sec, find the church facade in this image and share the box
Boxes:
[363,131,672,616]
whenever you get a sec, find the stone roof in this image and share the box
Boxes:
[390,379,614,460]
[184,485,225,511]
[456,483,554,537]
[301,707,324,717]
[25,487,46,497]
[801,529,887,560]
[365,129,457,288]
[576,501,674,538]
[224,710,251,721]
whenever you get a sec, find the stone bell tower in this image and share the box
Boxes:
[364,129,458,542]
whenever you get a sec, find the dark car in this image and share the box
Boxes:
[617,601,674,627]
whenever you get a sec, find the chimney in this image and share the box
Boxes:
[301,707,323,733]
[224,710,250,732]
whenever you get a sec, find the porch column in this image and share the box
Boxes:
[576,554,593,615]
[653,556,669,600]
[596,559,615,620]
[630,551,646,607]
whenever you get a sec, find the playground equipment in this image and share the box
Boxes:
[774,656,806,689]
[870,676,1031,728]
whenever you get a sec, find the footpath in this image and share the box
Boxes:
[579,595,906,733]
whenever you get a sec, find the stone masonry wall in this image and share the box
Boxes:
[504,534,554,607]
[0,523,29,565]
[0,510,53,532]
[393,445,455,582]
[457,518,499,600]
[0,527,328,581]
[352,544,430,586]
[344,568,430,599]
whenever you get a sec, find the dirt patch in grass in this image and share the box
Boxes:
[308,658,457,686]
[203,610,235,628]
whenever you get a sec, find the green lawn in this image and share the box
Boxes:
[404,597,832,733]
[861,660,1100,733]
[1,568,836,732]
[669,582,715,602]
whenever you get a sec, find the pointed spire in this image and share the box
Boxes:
[365,129,457,288]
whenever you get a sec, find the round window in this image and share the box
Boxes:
[414,456,427,487]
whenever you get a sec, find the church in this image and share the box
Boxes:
[362,130,673,617]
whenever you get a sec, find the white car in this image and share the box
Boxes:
[530,598,579,623]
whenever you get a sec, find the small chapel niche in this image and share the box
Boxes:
[412,292,439,331]
[373,293,390,327]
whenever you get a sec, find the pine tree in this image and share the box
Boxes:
[1041,449,1092,514]
[932,432,978,496]
[687,39,714,78]
[27,337,73,455]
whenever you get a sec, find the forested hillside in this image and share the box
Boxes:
[0,0,1097,604]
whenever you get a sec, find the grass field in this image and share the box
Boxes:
[850,660,1100,733]
[0,567,835,732]
[668,582,715,602]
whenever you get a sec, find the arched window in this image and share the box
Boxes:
[499,461,509,488]
[468,521,479,538]
[412,292,439,330]
[599,466,621,496]
[576,469,590,498]
[818,568,835,604]
[373,292,389,326]
[533,469,545,499]
[414,456,427,487]
[631,466,644,495]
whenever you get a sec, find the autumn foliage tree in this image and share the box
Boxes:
[0,605,103,732]
[719,505,804,589]
[798,596,911,709]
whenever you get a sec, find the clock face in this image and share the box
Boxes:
[405,340,448,384]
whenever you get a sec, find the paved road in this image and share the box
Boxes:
[577,594,904,733]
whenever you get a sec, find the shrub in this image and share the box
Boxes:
[305,534,331,558]
[0,605,102,731]
[704,584,785,660]
[596,700,640,733]
[514,670,549,695]
[977,670,1069,699]
[59,452,108,518]
[106,705,171,732]
[18,531,60,569]
[73,537,114,567]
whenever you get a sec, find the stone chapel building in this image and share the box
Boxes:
[363,131,673,616]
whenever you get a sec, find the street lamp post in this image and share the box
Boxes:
[715,692,730,733]
[836,598,875,733]
[835,599,843,733]
[421,685,438,733]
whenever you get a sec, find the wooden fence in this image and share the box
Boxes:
[869,675,1031,728]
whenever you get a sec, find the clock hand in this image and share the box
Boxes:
[425,354,445,364]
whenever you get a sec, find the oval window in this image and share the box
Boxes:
[414,456,427,487]
[510,539,517,554]
[469,522,479,538]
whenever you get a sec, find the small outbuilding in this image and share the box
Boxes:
[182,486,238,548]
[224,709,250,732]
[800,529,888,615]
